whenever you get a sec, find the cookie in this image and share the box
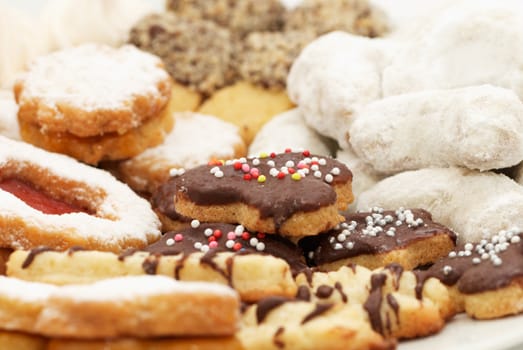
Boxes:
[295,264,452,339]
[7,243,298,302]
[112,112,245,194]
[15,44,174,164]
[198,81,294,145]
[130,13,236,96]
[287,32,392,148]
[419,228,523,319]
[357,167,523,243]
[0,90,21,140]
[0,136,160,252]
[172,151,353,236]
[151,179,192,232]
[0,331,46,350]
[166,0,285,38]
[240,298,394,350]
[0,275,239,339]
[248,109,333,158]
[350,85,523,174]
[284,0,389,37]
[300,208,456,270]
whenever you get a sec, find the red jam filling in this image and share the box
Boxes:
[0,178,88,215]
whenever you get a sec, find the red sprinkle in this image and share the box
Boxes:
[243,174,252,181]
[303,150,310,156]
[233,242,242,251]
[213,229,222,238]
[174,234,183,242]
[241,232,250,240]
[270,152,276,158]
[288,168,296,174]
[257,233,266,239]
[233,162,242,170]
[285,148,292,153]
[208,159,223,166]
[208,236,216,242]
[277,172,286,179]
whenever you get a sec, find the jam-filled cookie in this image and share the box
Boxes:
[171,151,353,236]
[111,112,246,195]
[0,136,160,252]
[300,208,456,270]
[15,44,174,165]
[418,228,523,319]
[0,275,239,339]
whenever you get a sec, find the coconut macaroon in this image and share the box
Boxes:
[14,44,174,165]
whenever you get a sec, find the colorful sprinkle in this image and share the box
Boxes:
[191,220,200,228]
[233,242,242,251]
[258,175,267,183]
[291,173,301,181]
[243,174,252,181]
[324,174,333,183]
[256,242,265,251]
[302,150,310,157]
[227,231,236,240]
[277,172,286,179]
[209,241,218,249]
[233,161,242,170]
[259,152,268,158]
[166,238,175,246]
[213,229,222,238]
[174,234,183,242]
[225,240,235,248]
[241,232,250,240]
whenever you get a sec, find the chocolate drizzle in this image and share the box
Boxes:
[200,249,232,286]
[117,248,139,261]
[22,247,54,268]
[386,294,400,326]
[315,285,334,299]
[386,263,404,290]
[334,281,348,303]
[273,327,285,349]
[296,285,311,301]
[256,297,293,324]
[301,303,334,324]
[66,246,85,255]
[363,273,387,335]
[174,253,189,280]
[142,255,159,275]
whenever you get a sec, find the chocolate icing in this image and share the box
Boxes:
[151,180,191,223]
[300,209,456,266]
[144,222,307,274]
[256,296,293,324]
[301,303,334,324]
[419,238,523,294]
[363,273,387,335]
[169,152,352,229]
[22,247,54,268]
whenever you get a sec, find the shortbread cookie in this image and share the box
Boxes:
[48,337,244,350]
[284,0,389,37]
[0,90,20,140]
[0,331,47,350]
[172,151,353,236]
[0,275,239,338]
[287,32,393,147]
[167,0,285,37]
[350,85,523,173]
[237,30,315,91]
[0,136,160,252]
[295,264,452,339]
[113,112,246,194]
[15,44,174,164]
[357,167,523,243]
[240,298,394,350]
[130,13,236,96]
[419,228,523,319]
[382,1,523,99]
[198,81,294,145]
[300,208,456,270]
[248,109,333,158]
[8,247,298,302]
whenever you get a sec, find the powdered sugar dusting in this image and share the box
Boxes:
[0,276,57,302]
[0,90,20,140]
[0,136,160,248]
[18,44,169,112]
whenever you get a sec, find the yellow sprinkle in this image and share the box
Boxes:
[291,173,301,181]
[258,175,267,183]
[259,152,268,159]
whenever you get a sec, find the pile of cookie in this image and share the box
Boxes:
[0,1,522,350]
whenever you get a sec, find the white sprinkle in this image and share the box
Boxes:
[311,164,319,171]
[458,251,465,257]
[214,170,224,178]
[252,158,260,166]
[239,157,247,163]
[329,237,335,244]
[511,235,521,243]
[249,237,258,247]
[256,242,265,251]
[386,230,395,237]
[345,242,354,249]
[493,257,502,266]
[324,174,334,183]
[337,233,346,242]
[472,257,481,264]
[225,160,234,166]
[308,251,314,259]
[280,166,289,174]
[464,250,471,256]
[204,228,213,237]
[318,158,327,165]
[234,225,244,235]
[481,253,489,260]
[311,156,319,162]
[267,160,275,167]
[270,168,279,177]
[314,170,322,178]
[331,167,340,175]
[395,220,402,226]
[201,245,210,253]
[225,240,235,249]
[169,168,185,177]
[191,220,200,228]
[342,229,351,236]
[194,242,202,249]
[285,160,295,168]
[210,166,220,174]
[334,243,343,250]
[443,265,452,275]
[448,251,457,258]
[166,238,175,246]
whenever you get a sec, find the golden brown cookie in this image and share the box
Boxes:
[299,208,457,270]
[15,44,174,165]
[198,81,294,145]
[172,151,353,236]
[0,331,47,350]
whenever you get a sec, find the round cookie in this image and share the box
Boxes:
[167,0,286,37]
[0,90,20,140]
[284,0,389,37]
[248,109,333,158]
[129,12,236,96]
[198,81,294,145]
[15,44,174,165]
[0,136,160,252]
[113,112,246,194]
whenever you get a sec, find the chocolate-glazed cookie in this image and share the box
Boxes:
[300,208,456,270]
[171,151,353,236]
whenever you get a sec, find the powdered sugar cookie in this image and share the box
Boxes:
[173,151,353,236]
[0,275,239,338]
[0,90,20,140]
[198,81,294,145]
[113,112,246,194]
[0,136,160,252]
[248,109,332,158]
[287,32,393,147]
[15,44,174,164]
[357,167,523,243]
[350,85,523,173]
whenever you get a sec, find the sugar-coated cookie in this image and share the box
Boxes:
[357,167,523,243]
[113,112,246,194]
[172,151,353,236]
[248,109,332,158]
[350,85,523,173]
[0,90,20,140]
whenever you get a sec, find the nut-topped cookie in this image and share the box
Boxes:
[171,150,353,236]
